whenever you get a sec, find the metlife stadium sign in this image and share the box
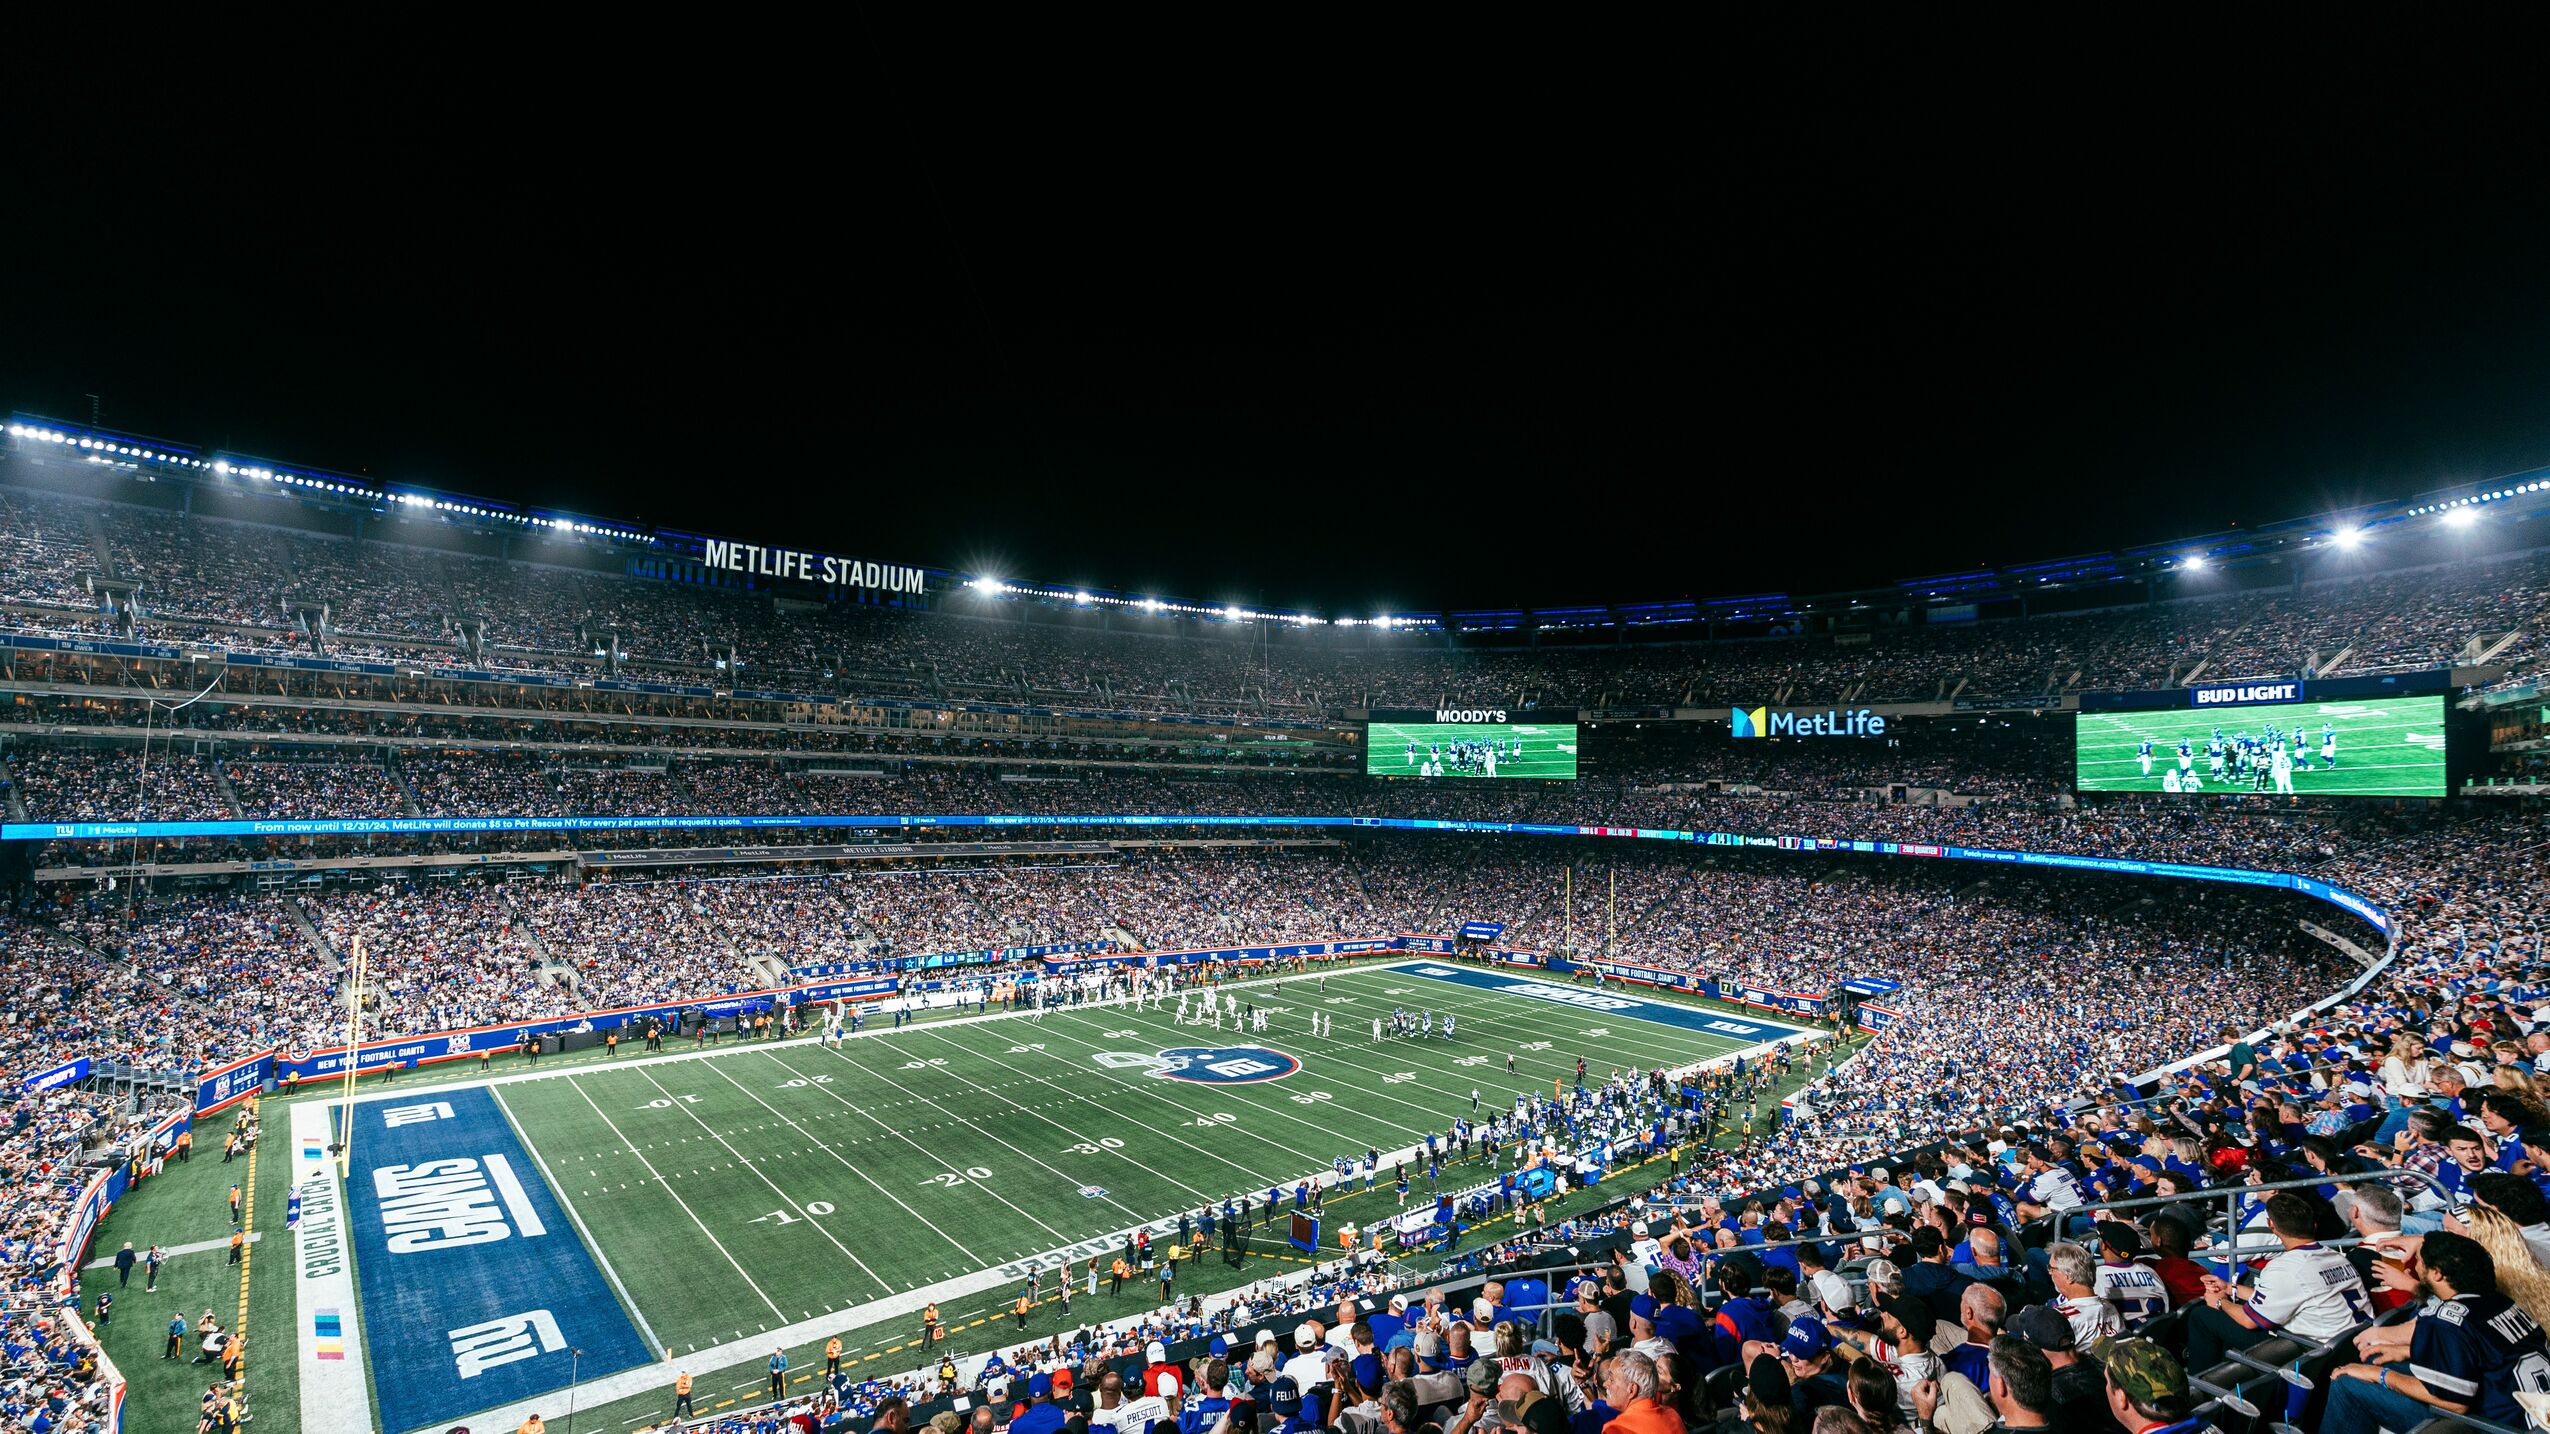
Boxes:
[1731,706,1888,738]
[700,538,928,594]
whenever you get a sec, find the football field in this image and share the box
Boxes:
[2073,697,2447,797]
[302,961,1804,1434]
[1365,721,1578,779]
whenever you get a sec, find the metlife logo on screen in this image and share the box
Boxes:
[1731,706,1888,738]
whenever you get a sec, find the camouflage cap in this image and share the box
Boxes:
[2091,1336,2188,1410]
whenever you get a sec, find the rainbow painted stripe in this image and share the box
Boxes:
[313,1307,344,1361]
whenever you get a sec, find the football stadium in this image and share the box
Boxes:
[14,64,2550,1434]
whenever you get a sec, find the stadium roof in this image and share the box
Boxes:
[11,410,2550,634]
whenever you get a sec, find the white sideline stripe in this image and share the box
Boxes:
[336,956,1378,1111]
[491,1084,663,1357]
[84,1232,260,1269]
[432,961,1817,1434]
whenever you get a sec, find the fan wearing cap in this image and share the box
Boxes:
[1139,1341,1186,1402]
[1278,1323,1333,1399]
[1623,1294,1672,1362]
[2088,1223,2168,1332]
[1113,1355,1176,1434]
[1009,1372,1069,1434]
[1857,1294,1945,1418]
[2008,1303,2107,1429]
[1263,1376,1316,1434]
[1745,1317,1849,1425]
[2091,1337,2204,1434]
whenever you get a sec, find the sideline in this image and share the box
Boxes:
[419,961,1815,1434]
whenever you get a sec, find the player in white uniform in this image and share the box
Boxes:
[2162,767,2183,794]
[2271,742,2296,795]
[2321,723,2337,767]
[1372,1017,1383,1042]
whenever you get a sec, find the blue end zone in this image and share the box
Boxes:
[1393,963,1809,1043]
[347,1086,650,1432]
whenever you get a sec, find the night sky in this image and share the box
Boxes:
[7,49,2548,615]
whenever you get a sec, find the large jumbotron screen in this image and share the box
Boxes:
[2074,693,2448,798]
[1366,720,1579,779]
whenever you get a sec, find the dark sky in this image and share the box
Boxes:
[8,45,2549,615]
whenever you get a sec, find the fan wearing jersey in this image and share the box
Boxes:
[2184,1192,2372,1369]
[2090,1222,2171,1331]
[2045,1243,2125,1350]
[2326,1229,2550,1431]
[2014,1145,2083,1224]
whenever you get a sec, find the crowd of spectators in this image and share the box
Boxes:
[7,487,2550,715]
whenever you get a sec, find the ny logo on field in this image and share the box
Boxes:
[450,1309,564,1379]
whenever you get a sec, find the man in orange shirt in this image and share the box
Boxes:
[1599,1351,1684,1434]
[672,1370,694,1420]
[826,1336,843,1376]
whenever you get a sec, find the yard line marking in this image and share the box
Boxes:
[563,1070,789,1323]
[627,1065,897,1290]
[492,1084,665,1356]
[1043,1002,1446,1136]
[757,1047,1089,1237]
[790,1041,1212,1215]
[688,1057,980,1259]
[892,1028,1304,1188]
[1330,969,1736,1069]
[83,1232,260,1268]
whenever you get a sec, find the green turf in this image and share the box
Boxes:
[96,960,1843,1434]
[2073,696,2447,797]
[491,964,1767,1357]
[1365,721,1578,779]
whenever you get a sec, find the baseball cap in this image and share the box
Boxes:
[2011,1304,2074,1353]
[1779,1317,1832,1360]
[1051,1369,1074,1396]
[1466,1358,1502,1393]
[1810,1271,1857,1313]
[1029,1374,1053,1398]
[1147,1340,1169,1365]
[1294,1323,1319,1350]
[1628,1293,1657,1322]
[1878,1294,1935,1345]
[1387,1294,1408,1312]
[1529,1338,1561,1358]
[2095,1221,2144,1257]
[1254,1330,1278,1349]
[2093,1337,2191,1412]
[1352,1353,1383,1392]
[1209,1336,1230,1359]
[1270,1377,1302,1415]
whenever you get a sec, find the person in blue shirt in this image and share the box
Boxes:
[1707,1254,1776,1368]
[1010,1374,1068,1434]
[766,1347,788,1401]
